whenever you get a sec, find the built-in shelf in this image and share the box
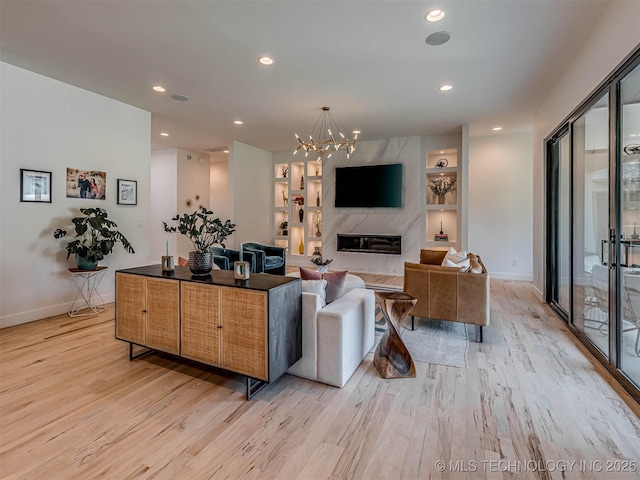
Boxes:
[425,148,460,250]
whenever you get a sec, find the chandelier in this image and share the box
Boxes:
[294,107,359,161]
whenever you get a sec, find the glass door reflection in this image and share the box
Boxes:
[618,63,640,387]
[572,93,610,359]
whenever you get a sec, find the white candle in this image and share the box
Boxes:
[166,240,169,256]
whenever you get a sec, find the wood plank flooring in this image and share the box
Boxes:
[1,279,640,479]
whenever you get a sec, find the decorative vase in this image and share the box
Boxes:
[298,207,304,222]
[282,228,288,236]
[437,195,445,205]
[315,228,321,237]
[298,236,304,255]
[300,174,304,190]
[75,255,98,270]
[188,251,213,276]
[317,265,329,274]
[316,191,320,206]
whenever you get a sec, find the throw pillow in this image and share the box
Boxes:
[301,279,327,307]
[444,257,471,272]
[300,267,348,303]
[442,247,468,266]
[467,253,484,274]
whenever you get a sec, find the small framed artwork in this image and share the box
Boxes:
[117,179,137,205]
[20,169,52,203]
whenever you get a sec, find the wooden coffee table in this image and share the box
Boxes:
[373,291,417,378]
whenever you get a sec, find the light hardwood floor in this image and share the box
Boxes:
[1,279,640,479]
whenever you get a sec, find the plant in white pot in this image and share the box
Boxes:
[163,208,237,276]
[53,208,135,270]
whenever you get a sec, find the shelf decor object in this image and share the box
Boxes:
[293,106,359,161]
[429,176,456,204]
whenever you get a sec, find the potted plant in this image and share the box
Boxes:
[279,221,288,236]
[311,255,333,274]
[53,208,135,270]
[163,207,237,276]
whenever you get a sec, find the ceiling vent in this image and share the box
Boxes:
[425,31,451,46]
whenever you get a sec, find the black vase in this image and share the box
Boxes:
[189,251,213,276]
[298,208,304,222]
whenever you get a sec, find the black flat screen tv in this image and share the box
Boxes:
[334,163,403,208]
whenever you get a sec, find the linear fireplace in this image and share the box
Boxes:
[337,234,401,255]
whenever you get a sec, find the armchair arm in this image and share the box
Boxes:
[213,256,230,270]
[244,247,266,273]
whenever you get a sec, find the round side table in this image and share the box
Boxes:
[67,267,108,317]
[374,291,417,379]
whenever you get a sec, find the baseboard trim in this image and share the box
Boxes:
[1,292,115,329]
[487,272,534,281]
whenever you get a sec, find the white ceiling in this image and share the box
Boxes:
[0,0,613,155]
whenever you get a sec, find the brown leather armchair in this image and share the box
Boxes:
[403,251,490,341]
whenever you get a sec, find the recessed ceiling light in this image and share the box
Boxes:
[440,84,453,91]
[258,56,274,65]
[171,94,189,102]
[152,85,166,92]
[425,9,445,22]
[493,127,503,131]
[160,132,169,137]
[425,31,451,46]
[234,120,244,125]
[223,149,229,153]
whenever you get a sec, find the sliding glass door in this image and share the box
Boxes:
[546,48,640,401]
[573,93,610,359]
[618,63,640,387]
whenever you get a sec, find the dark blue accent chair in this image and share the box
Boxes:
[242,243,286,275]
[209,247,256,273]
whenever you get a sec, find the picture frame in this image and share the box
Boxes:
[20,169,52,203]
[117,179,137,205]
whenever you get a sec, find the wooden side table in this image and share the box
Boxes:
[68,267,108,317]
[374,291,417,378]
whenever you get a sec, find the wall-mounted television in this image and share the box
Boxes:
[335,163,403,208]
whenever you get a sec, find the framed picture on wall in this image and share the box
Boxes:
[117,179,137,205]
[66,168,106,200]
[20,169,52,203]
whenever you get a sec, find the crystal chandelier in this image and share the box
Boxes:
[294,107,359,161]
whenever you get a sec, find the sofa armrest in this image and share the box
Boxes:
[316,288,375,387]
[264,245,285,258]
[287,292,323,381]
[458,273,490,326]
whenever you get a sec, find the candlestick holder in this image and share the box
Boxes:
[162,255,175,271]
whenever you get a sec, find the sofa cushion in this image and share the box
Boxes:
[442,247,468,265]
[300,267,348,303]
[301,279,327,307]
[420,249,447,265]
[265,256,284,268]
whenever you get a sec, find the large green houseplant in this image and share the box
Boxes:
[163,208,236,275]
[53,208,135,270]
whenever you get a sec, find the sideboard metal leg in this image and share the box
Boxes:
[477,325,483,343]
[411,315,415,330]
[246,377,268,400]
[129,343,154,361]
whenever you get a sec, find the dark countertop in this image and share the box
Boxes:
[116,265,299,292]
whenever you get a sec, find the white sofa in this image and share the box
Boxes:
[286,274,375,387]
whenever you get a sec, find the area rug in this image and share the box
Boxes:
[373,308,468,368]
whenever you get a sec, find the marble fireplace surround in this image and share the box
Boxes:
[337,234,401,255]
[322,136,422,276]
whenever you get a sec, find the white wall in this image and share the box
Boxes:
[150,149,178,260]
[0,62,151,328]
[469,132,534,280]
[210,153,230,222]
[176,149,211,257]
[229,141,271,248]
[532,1,640,298]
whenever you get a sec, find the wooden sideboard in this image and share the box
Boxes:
[115,265,302,399]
